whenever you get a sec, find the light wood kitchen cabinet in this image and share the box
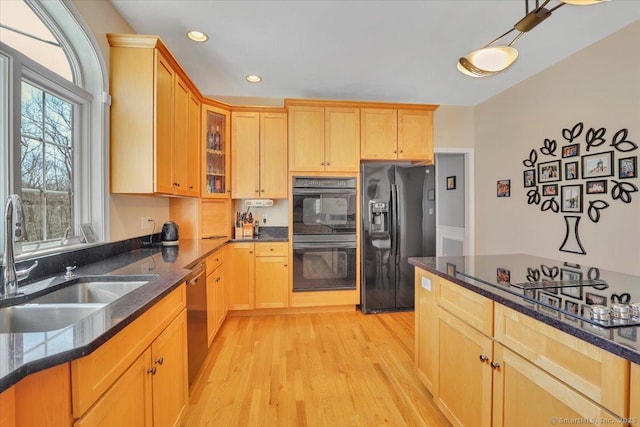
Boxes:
[255,243,289,308]
[415,268,634,427]
[494,304,628,417]
[414,268,438,394]
[227,242,289,310]
[631,363,640,421]
[228,242,255,310]
[206,247,227,344]
[360,108,397,160]
[435,307,493,427]
[361,108,434,162]
[288,105,360,172]
[202,102,231,198]
[75,311,188,427]
[108,34,200,196]
[0,363,72,427]
[186,91,201,196]
[231,110,287,199]
[169,198,232,239]
[492,343,620,427]
[71,285,187,423]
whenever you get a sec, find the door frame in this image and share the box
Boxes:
[434,148,475,256]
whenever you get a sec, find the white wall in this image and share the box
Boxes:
[71,0,171,242]
[475,20,640,275]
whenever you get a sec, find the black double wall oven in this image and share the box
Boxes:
[292,177,357,292]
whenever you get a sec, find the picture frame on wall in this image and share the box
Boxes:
[585,180,608,195]
[582,151,614,179]
[564,161,578,180]
[562,143,580,158]
[446,176,456,190]
[497,179,510,197]
[618,156,637,179]
[542,184,558,197]
[561,184,583,213]
[538,160,561,183]
[523,169,535,187]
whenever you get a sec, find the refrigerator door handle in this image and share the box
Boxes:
[390,183,398,261]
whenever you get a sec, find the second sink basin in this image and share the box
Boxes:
[31,276,154,304]
[0,303,106,333]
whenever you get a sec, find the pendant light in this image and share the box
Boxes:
[458,0,610,77]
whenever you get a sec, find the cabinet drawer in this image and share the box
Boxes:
[254,242,288,257]
[631,363,640,421]
[437,279,493,336]
[206,248,224,272]
[71,284,186,417]
[494,304,629,417]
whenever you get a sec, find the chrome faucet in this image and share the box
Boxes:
[2,195,38,298]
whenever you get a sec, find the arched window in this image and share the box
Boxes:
[0,0,107,257]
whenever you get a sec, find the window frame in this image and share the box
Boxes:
[0,0,108,259]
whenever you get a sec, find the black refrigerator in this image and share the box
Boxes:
[360,163,436,313]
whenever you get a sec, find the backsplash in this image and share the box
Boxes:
[1,233,161,290]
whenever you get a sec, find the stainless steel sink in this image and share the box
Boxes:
[0,275,156,333]
[32,278,150,304]
[0,303,106,333]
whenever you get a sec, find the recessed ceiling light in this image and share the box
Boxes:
[246,75,262,83]
[187,31,208,42]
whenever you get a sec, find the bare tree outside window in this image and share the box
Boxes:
[20,81,73,243]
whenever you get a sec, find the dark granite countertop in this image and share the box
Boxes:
[0,237,228,392]
[409,254,640,365]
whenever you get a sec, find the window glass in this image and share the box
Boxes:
[20,81,74,242]
[0,0,72,82]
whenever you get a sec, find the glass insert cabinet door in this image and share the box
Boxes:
[202,104,230,198]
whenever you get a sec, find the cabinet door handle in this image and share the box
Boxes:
[216,277,221,283]
[479,355,489,363]
[215,258,219,262]
[283,264,287,267]
[255,189,260,193]
[249,251,253,254]
[326,162,330,166]
[260,189,264,192]
[490,361,501,369]
[147,367,157,375]
[399,150,403,153]
[393,150,397,153]
[270,248,274,251]
[320,162,325,166]
[155,357,164,365]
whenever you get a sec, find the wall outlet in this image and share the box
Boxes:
[141,217,153,230]
[262,214,267,224]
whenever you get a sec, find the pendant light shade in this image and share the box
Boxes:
[458,46,519,76]
[560,0,609,4]
[457,0,609,77]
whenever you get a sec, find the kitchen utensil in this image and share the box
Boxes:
[161,221,179,246]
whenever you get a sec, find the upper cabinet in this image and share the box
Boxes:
[202,102,231,198]
[361,107,436,162]
[288,103,360,172]
[231,110,287,199]
[108,34,201,196]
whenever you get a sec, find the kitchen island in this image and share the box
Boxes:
[410,254,639,426]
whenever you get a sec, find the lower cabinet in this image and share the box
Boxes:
[0,363,72,427]
[435,307,492,427]
[255,253,288,308]
[72,284,188,426]
[228,242,289,310]
[206,247,228,344]
[414,268,438,393]
[228,242,255,310]
[632,363,640,421]
[415,268,633,427]
[492,343,619,427]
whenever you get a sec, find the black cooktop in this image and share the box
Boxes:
[439,255,640,329]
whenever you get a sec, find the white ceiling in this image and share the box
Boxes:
[108,0,640,106]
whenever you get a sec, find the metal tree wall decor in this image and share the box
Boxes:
[522,122,638,255]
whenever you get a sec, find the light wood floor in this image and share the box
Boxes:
[183,310,451,427]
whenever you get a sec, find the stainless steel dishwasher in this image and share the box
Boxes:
[185,261,207,385]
